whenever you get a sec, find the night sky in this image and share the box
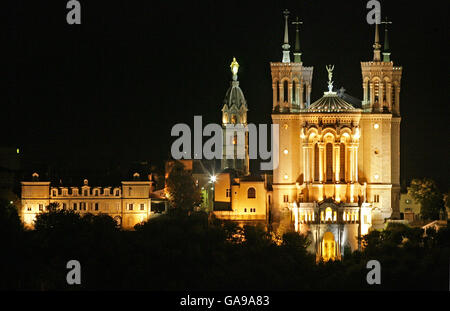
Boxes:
[2,1,449,188]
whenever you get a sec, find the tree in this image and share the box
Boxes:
[165,160,202,212]
[408,178,444,220]
[0,199,23,237]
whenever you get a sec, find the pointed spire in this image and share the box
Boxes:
[373,23,381,61]
[292,17,303,63]
[382,17,392,62]
[282,9,291,63]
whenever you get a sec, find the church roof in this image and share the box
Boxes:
[223,81,247,110]
[306,92,359,113]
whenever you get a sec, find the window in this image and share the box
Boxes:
[52,190,57,196]
[292,80,296,103]
[80,202,86,210]
[83,190,88,196]
[27,206,32,211]
[326,143,333,182]
[129,203,134,211]
[62,203,67,210]
[283,195,289,203]
[340,143,346,181]
[73,203,77,210]
[115,190,120,196]
[231,115,237,124]
[94,203,99,211]
[250,208,256,213]
[39,204,43,211]
[94,190,99,196]
[247,187,256,199]
[325,207,333,221]
[244,208,247,213]
[283,80,288,102]
[314,143,319,181]
[140,203,145,211]
[374,195,380,203]
[226,189,231,198]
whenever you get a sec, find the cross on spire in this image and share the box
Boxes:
[292,16,303,63]
[381,17,392,61]
[282,9,291,63]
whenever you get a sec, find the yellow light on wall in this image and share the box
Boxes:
[373,123,379,129]
[283,149,289,155]
[284,174,288,180]
[374,174,379,180]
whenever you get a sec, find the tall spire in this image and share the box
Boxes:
[373,23,381,61]
[282,9,291,63]
[382,17,392,62]
[292,17,303,63]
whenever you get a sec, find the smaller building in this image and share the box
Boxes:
[212,172,270,225]
[21,173,166,229]
[399,191,421,223]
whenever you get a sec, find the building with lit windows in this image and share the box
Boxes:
[270,11,402,260]
[213,10,402,261]
[21,172,166,229]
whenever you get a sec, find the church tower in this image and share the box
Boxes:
[271,10,314,231]
[221,57,249,175]
[271,10,313,113]
[360,19,402,222]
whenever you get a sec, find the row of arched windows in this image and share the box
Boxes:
[275,80,304,104]
[313,143,346,182]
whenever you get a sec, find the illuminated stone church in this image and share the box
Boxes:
[270,11,402,260]
[215,10,402,261]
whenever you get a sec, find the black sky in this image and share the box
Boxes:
[2,0,449,188]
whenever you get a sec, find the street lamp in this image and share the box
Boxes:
[210,175,217,210]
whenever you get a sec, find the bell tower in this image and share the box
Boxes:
[271,10,313,113]
[361,19,402,115]
[221,57,249,175]
[360,18,403,222]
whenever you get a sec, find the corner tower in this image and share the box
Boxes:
[360,19,402,223]
[271,10,313,231]
[271,10,313,113]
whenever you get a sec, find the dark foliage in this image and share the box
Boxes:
[0,201,448,290]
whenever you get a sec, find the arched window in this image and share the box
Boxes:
[314,143,319,181]
[340,143,346,181]
[325,207,333,221]
[283,80,288,102]
[326,143,333,182]
[292,80,296,104]
[247,187,256,199]
[231,115,237,124]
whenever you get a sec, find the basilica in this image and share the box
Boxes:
[214,10,402,261]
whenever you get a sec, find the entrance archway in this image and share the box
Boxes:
[322,231,336,261]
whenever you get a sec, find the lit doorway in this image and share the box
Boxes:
[322,231,336,261]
